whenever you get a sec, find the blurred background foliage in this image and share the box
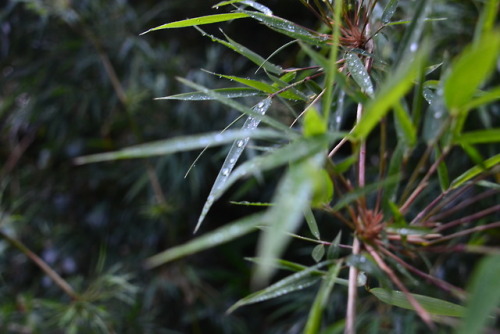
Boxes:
[0,0,498,333]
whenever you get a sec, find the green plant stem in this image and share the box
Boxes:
[0,230,78,300]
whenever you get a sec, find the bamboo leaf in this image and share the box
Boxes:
[455,129,500,145]
[312,244,325,263]
[155,87,262,100]
[145,212,265,268]
[204,71,304,100]
[350,46,427,141]
[74,128,279,165]
[462,86,500,111]
[228,261,331,314]
[196,98,272,232]
[140,13,249,35]
[370,288,465,317]
[305,208,320,240]
[450,153,500,189]
[345,52,374,97]
[241,10,327,45]
[254,153,325,285]
[381,0,399,24]
[195,27,283,75]
[458,255,500,334]
[304,260,343,334]
[393,102,417,147]
[444,31,500,113]
[214,1,273,16]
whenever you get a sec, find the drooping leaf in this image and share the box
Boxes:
[196,98,272,232]
[145,212,265,268]
[140,13,250,35]
[74,128,279,165]
[370,288,465,317]
[305,208,320,240]
[393,101,417,147]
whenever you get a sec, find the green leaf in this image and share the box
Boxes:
[228,261,331,313]
[311,168,334,208]
[254,153,325,285]
[434,146,450,191]
[382,0,399,24]
[195,27,283,75]
[140,13,249,34]
[345,52,374,97]
[145,212,264,268]
[304,107,328,137]
[177,77,292,133]
[462,86,500,111]
[473,0,500,42]
[196,98,273,232]
[370,288,465,317]
[204,71,304,100]
[326,231,342,260]
[393,101,417,147]
[450,153,500,189]
[208,135,337,214]
[241,10,326,45]
[214,0,272,16]
[305,208,320,240]
[155,87,262,100]
[304,260,343,334]
[312,244,325,263]
[458,255,500,334]
[455,129,500,145]
[74,128,279,164]
[350,46,427,141]
[444,31,500,113]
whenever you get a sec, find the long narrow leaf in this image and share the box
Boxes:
[145,212,265,268]
[156,87,262,100]
[304,260,343,334]
[140,13,249,34]
[350,46,427,141]
[370,288,465,317]
[458,255,500,334]
[74,129,279,165]
[450,153,500,189]
[196,98,272,232]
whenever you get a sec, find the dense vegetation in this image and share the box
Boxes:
[1,0,499,333]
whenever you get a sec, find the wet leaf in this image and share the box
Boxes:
[345,52,374,97]
[370,288,465,317]
[196,98,272,232]
[140,13,249,35]
[155,87,262,100]
[311,244,325,263]
[450,153,500,189]
[382,0,399,24]
[145,212,265,268]
[74,128,279,165]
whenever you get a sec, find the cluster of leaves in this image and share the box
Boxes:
[78,0,500,332]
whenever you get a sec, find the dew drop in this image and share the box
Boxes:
[237,140,244,148]
[221,168,230,176]
[410,42,418,52]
